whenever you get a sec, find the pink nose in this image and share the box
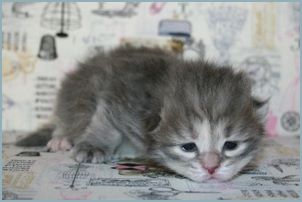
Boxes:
[201,152,221,175]
[204,165,219,174]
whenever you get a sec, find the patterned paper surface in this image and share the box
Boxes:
[2,134,300,200]
[2,2,300,139]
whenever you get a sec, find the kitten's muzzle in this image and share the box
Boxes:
[201,152,221,175]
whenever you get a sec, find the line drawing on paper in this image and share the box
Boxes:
[2,32,37,82]
[281,111,300,132]
[127,187,220,200]
[88,178,170,187]
[149,2,166,15]
[111,161,186,179]
[207,5,247,64]
[241,189,299,199]
[251,3,276,49]
[269,158,300,173]
[37,34,58,60]
[69,163,81,189]
[92,3,139,18]
[35,163,96,190]
[251,175,300,186]
[11,3,35,18]
[41,2,81,38]
[2,190,19,200]
[2,95,16,111]
[239,54,280,97]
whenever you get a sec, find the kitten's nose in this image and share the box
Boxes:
[204,166,218,175]
[201,152,220,175]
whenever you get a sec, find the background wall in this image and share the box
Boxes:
[2,2,300,141]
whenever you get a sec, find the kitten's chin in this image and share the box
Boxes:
[182,172,212,182]
[212,173,237,182]
[187,173,234,182]
[184,172,237,182]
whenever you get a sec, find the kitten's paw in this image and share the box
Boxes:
[47,137,72,152]
[72,142,105,164]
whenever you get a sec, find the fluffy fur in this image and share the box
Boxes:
[16,46,266,182]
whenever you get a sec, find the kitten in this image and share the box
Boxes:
[16,46,267,182]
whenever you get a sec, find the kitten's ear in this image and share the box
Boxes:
[252,97,269,123]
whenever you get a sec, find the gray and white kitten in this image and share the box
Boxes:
[16,46,267,182]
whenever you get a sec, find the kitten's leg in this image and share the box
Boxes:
[47,136,72,152]
[71,103,123,163]
[45,124,74,151]
[72,142,105,163]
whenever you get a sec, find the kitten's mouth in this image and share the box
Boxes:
[205,174,222,181]
[196,175,227,182]
[191,171,233,182]
[210,173,236,182]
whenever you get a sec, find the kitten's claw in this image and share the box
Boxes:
[47,137,72,152]
[72,143,105,164]
[91,150,104,163]
[74,150,88,162]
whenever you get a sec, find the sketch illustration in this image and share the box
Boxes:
[2,190,19,200]
[279,52,299,124]
[127,187,220,200]
[16,151,41,157]
[182,39,206,60]
[142,168,186,179]
[62,163,91,189]
[240,189,299,199]
[3,160,36,172]
[149,2,166,15]
[41,2,81,38]
[88,178,170,187]
[251,4,276,49]
[92,3,139,18]
[251,175,300,186]
[240,55,280,97]
[2,31,27,52]
[59,189,92,200]
[37,35,58,60]
[172,3,192,20]
[2,188,36,200]
[11,3,35,18]
[290,37,299,52]
[3,95,16,111]
[207,5,247,64]
[286,3,300,53]
[239,166,267,175]
[35,163,96,190]
[158,19,205,60]
[4,172,35,189]
[159,19,191,38]
[290,2,300,24]
[2,32,37,81]
[61,164,95,189]
[111,161,185,179]
[286,189,300,198]
[281,111,300,132]
[269,158,300,173]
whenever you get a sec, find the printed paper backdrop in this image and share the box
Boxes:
[2,2,300,139]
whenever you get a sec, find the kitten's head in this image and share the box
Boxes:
[148,61,267,182]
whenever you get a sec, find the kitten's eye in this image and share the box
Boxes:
[181,143,197,152]
[223,141,238,150]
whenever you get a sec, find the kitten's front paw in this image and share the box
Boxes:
[72,142,105,164]
[47,137,72,152]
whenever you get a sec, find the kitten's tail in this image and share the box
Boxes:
[15,123,55,147]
